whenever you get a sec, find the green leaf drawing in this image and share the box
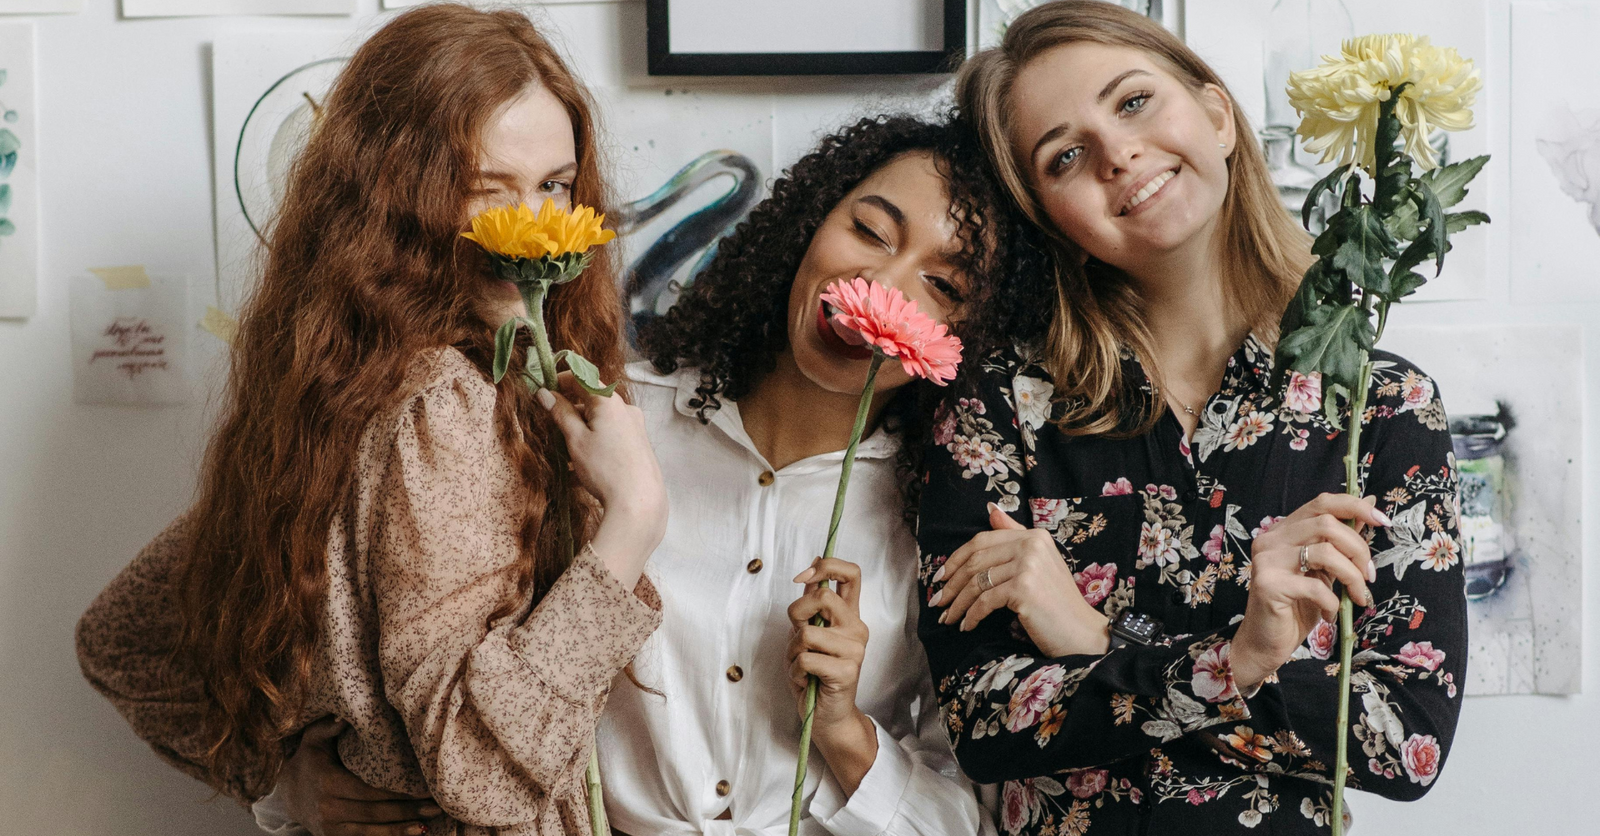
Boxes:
[1277,303,1376,399]
[492,317,519,384]
[555,349,619,397]
[0,218,14,236]
[0,183,10,212]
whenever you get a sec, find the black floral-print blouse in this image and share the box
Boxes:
[916,336,1467,835]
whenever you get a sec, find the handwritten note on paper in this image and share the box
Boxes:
[69,270,189,406]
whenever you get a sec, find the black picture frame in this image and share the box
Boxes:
[646,0,966,76]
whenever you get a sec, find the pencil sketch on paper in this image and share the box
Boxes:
[1536,106,1600,237]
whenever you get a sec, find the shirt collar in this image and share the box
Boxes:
[626,361,899,464]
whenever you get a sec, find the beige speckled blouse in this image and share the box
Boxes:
[76,347,662,836]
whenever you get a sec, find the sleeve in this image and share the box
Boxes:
[915,355,1254,785]
[371,375,663,827]
[251,788,311,836]
[808,662,988,836]
[1205,361,1466,800]
[75,515,242,794]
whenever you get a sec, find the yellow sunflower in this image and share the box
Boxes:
[462,199,616,261]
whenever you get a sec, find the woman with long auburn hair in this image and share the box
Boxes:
[75,5,667,835]
[917,2,1466,834]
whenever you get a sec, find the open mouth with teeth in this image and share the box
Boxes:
[1120,167,1178,216]
[816,299,873,360]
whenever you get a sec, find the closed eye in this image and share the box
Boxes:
[854,219,888,246]
[924,274,965,304]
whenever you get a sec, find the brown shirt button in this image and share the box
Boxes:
[746,558,763,574]
[715,779,731,796]
[726,665,744,682]
[757,470,775,486]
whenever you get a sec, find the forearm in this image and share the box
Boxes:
[590,496,667,589]
[814,711,880,797]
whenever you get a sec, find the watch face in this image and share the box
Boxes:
[1114,611,1163,643]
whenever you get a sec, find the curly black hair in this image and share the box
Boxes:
[639,113,1055,522]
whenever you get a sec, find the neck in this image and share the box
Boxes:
[1124,223,1251,403]
[738,352,892,472]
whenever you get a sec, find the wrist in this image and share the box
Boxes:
[1227,634,1271,694]
[813,710,878,797]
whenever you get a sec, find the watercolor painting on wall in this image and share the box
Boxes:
[0,23,36,320]
[1511,2,1600,303]
[1380,325,1583,696]
[977,0,1183,49]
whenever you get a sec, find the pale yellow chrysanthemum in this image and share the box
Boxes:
[1287,34,1480,172]
[462,199,617,261]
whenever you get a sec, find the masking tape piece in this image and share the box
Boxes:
[201,306,239,345]
[88,265,152,290]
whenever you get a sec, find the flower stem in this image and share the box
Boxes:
[521,279,603,834]
[1331,352,1373,836]
[789,351,886,836]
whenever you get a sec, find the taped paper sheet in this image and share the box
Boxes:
[69,270,190,406]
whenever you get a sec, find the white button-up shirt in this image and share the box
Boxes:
[601,362,987,836]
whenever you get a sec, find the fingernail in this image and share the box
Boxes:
[930,590,943,606]
[1372,509,1392,527]
[987,502,1000,514]
[1366,562,1377,584]
[938,611,949,624]
[420,806,442,818]
[793,569,813,583]
[933,566,946,583]
[535,389,555,410]
[405,826,424,836]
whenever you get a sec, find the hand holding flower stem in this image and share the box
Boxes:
[788,278,960,836]
[462,198,619,836]
[1279,35,1486,835]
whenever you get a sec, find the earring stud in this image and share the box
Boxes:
[1219,142,1227,148]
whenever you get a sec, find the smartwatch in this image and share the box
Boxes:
[1107,610,1163,651]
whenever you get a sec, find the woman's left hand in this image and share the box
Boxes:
[931,504,1111,657]
[787,557,879,795]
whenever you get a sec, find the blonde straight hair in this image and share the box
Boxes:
[957,0,1312,436]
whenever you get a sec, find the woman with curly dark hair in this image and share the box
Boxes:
[276,113,1043,836]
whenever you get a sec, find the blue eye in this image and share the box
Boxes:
[1051,146,1082,173]
[1122,93,1151,114]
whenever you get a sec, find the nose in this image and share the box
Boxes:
[855,254,924,298]
[1095,127,1141,181]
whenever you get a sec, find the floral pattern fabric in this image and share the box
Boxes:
[917,337,1466,835]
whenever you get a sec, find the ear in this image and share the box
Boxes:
[1199,82,1237,155]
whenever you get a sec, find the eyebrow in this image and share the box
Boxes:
[857,194,904,227]
[858,194,964,263]
[474,162,578,184]
[1027,68,1155,169]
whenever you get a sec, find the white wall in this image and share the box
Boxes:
[0,1,1594,835]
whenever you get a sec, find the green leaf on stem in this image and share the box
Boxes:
[1329,206,1399,295]
[1303,165,1350,231]
[555,349,619,397]
[1423,154,1490,209]
[1270,261,1335,394]
[1412,180,1448,276]
[1446,210,1490,234]
[492,318,519,384]
[1278,303,1376,399]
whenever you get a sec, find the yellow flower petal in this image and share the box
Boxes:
[462,199,618,261]
[1287,34,1481,173]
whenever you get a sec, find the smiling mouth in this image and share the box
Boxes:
[816,300,873,360]
[1120,168,1178,216]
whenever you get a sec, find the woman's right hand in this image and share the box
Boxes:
[1231,493,1390,693]
[278,717,440,836]
[538,374,667,588]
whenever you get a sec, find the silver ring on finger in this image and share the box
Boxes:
[1298,545,1311,575]
[977,568,994,592]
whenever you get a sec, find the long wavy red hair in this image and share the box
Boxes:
[175,3,624,798]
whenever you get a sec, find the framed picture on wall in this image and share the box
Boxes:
[646,0,966,76]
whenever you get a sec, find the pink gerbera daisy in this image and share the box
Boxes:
[820,277,964,385]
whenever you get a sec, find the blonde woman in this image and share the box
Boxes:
[917,3,1466,834]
